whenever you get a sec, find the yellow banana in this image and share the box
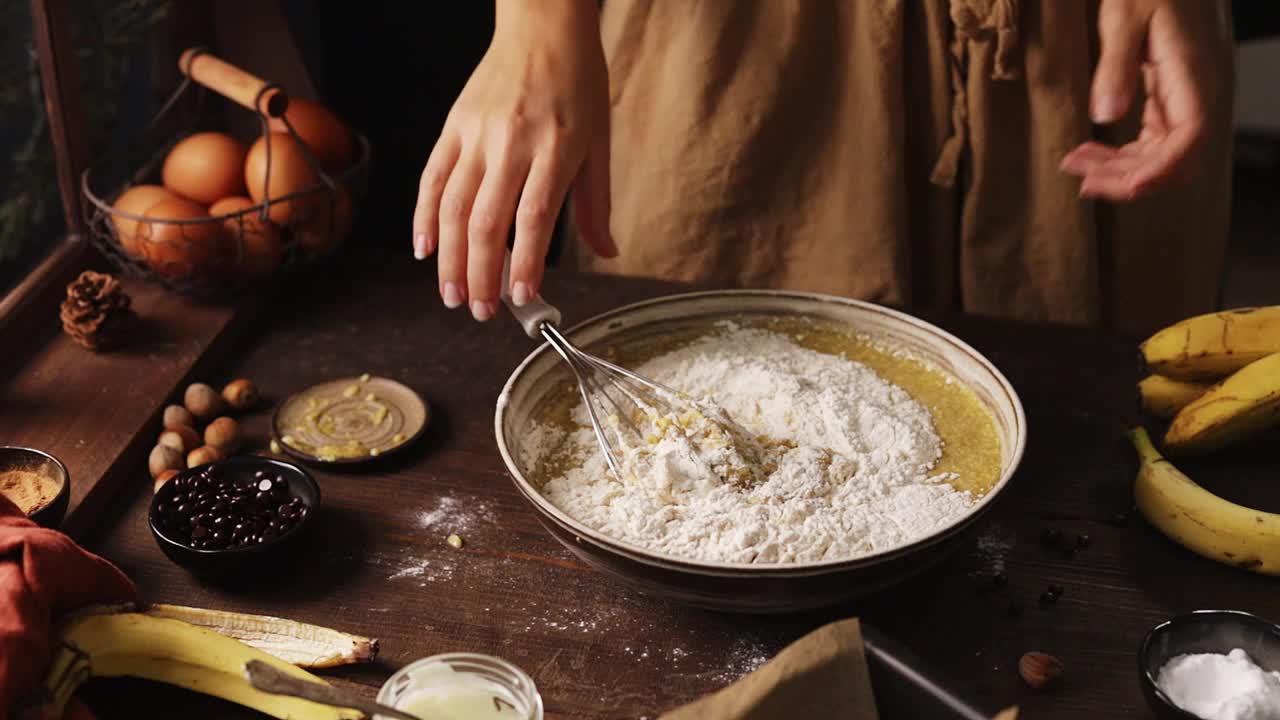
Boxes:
[1130,426,1280,575]
[1138,375,1213,419]
[39,612,362,719]
[1165,352,1280,454]
[1141,306,1280,380]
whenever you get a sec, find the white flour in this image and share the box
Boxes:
[526,324,974,564]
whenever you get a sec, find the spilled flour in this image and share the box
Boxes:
[525,323,975,564]
[386,493,498,585]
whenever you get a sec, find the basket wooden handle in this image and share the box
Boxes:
[178,48,288,117]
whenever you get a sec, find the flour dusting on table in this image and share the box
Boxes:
[525,324,975,564]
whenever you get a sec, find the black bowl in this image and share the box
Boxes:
[149,455,319,578]
[0,446,71,528]
[1139,609,1280,719]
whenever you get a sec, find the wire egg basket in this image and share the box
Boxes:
[81,48,370,295]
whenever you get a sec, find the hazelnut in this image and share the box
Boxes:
[1018,651,1063,690]
[158,426,200,454]
[222,378,259,412]
[153,469,180,495]
[149,445,184,479]
[184,383,225,420]
[204,416,242,453]
[187,445,225,469]
[163,404,196,431]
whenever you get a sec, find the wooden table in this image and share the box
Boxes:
[77,247,1280,719]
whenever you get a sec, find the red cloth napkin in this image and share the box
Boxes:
[0,495,136,720]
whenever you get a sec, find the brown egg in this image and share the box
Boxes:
[162,132,248,205]
[267,99,355,172]
[293,184,354,255]
[244,132,322,225]
[210,196,284,277]
[136,198,225,279]
[112,185,177,259]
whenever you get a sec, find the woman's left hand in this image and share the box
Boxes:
[1060,0,1229,202]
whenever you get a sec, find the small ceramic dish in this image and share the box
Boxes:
[1139,609,1280,719]
[272,375,429,466]
[0,446,70,528]
[149,455,320,577]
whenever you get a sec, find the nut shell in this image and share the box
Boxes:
[163,404,196,431]
[186,445,225,469]
[149,445,184,479]
[184,383,226,420]
[221,378,259,411]
[1018,651,1063,690]
[153,468,180,495]
[158,427,199,454]
[204,416,242,453]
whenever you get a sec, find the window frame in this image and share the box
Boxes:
[0,0,94,337]
[2,0,260,539]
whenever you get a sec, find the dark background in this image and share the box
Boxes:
[284,3,497,252]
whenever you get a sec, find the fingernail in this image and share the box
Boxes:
[413,233,428,260]
[442,282,464,309]
[470,300,494,322]
[512,281,531,307]
[1092,96,1120,124]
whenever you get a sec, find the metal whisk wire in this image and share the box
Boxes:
[538,320,690,482]
[500,254,699,482]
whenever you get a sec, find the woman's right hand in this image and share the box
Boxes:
[413,0,616,321]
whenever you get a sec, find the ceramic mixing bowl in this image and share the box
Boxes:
[494,291,1027,613]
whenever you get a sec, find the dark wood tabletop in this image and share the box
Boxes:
[77,246,1280,719]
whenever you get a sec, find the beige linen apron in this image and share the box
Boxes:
[571,0,1234,336]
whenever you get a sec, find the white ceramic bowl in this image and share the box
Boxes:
[495,290,1026,612]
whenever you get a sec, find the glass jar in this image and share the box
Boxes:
[376,653,543,720]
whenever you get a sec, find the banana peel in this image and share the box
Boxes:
[30,606,373,720]
[66,602,378,668]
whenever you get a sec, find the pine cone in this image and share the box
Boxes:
[60,271,133,351]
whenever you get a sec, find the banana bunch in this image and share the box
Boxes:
[30,604,375,719]
[1129,427,1280,576]
[1138,306,1280,454]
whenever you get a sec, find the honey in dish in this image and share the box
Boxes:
[524,313,1002,499]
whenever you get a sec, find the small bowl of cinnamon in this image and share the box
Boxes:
[0,446,70,528]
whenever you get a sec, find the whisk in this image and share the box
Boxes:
[500,258,729,482]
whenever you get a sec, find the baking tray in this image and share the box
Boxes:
[863,623,998,719]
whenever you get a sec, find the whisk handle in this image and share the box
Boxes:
[501,254,562,339]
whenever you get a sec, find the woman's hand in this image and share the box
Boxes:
[413,0,616,320]
[1060,0,1229,201]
